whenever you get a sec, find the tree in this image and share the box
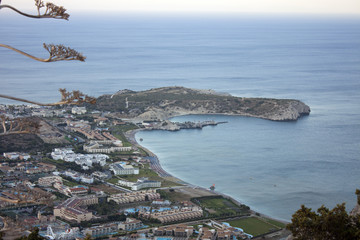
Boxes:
[16,228,45,240]
[287,201,360,240]
[0,0,82,63]
[356,189,360,204]
[84,233,92,240]
[0,0,96,135]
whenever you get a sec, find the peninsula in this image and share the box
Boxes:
[92,86,310,121]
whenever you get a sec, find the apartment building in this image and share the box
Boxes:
[154,225,194,237]
[53,195,98,223]
[84,223,118,238]
[139,206,203,223]
[110,162,139,175]
[38,176,63,187]
[108,190,160,204]
[118,218,143,231]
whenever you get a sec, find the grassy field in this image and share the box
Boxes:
[159,187,217,203]
[194,196,250,217]
[263,217,287,228]
[227,217,282,236]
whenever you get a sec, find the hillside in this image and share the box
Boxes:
[93,86,310,121]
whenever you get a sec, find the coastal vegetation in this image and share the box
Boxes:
[287,192,360,240]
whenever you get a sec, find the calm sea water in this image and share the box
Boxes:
[1,13,360,220]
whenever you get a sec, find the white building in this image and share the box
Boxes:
[132,178,161,191]
[118,218,143,231]
[84,223,118,238]
[110,162,139,175]
[117,177,161,191]
[31,109,54,117]
[92,171,108,179]
[62,170,94,184]
[38,176,63,187]
[51,148,108,168]
[83,140,132,154]
[3,152,30,160]
[3,152,19,160]
[80,175,94,184]
[51,148,74,160]
[71,107,87,115]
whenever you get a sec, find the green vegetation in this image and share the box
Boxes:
[263,217,286,229]
[41,157,105,174]
[111,132,132,147]
[287,202,360,240]
[107,176,120,184]
[136,147,149,156]
[110,124,138,147]
[192,196,250,218]
[0,133,45,154]
[15,228,45,240]
[356,189,360,204]
[52,191,68,200]
[227,217,280,236]
[76,213,127,228]
[62,178,80,187]
[158,189,194,202]
[111,124,139,133]
[117,167,181,188]
[120,168,159,182]
[87,200,121,215]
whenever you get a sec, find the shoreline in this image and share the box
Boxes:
[125,127,290,226]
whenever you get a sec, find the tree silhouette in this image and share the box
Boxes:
[15,227,45,240]
[0,0,96,135]
[0,0,95,107]
[287,193,360,240]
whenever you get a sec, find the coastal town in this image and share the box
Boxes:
[0,103,289,240]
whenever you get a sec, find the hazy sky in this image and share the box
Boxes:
[4,0,360,15]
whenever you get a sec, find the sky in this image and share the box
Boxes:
[4,0,360,15]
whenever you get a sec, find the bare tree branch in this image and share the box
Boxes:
[0,116,40,135]
[0,0,69,20]
[0,89,96,106]
[0,43,86,62]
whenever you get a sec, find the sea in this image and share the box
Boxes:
[1,11,360,221]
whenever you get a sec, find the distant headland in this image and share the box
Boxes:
[91,86,310,121]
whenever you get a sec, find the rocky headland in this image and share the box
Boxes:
[92,86,310,121]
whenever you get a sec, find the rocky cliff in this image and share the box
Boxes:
[93,86,310,121]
